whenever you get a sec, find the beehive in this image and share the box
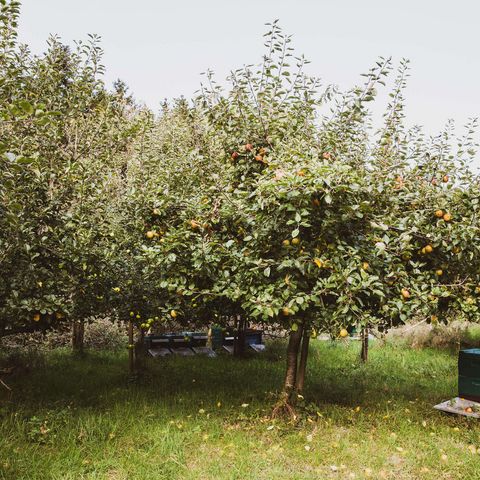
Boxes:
[458,348,480,402]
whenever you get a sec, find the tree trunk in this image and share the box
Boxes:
[238,317,246,355]
[135,327,146,371]
[272,323,304,419]
[233,316,239,356]
[128,320,135,376]
[72,319,85,354]
[282,324,304,400]
[271,321,306,420]
[234,316,246,357]
[295,326,310,395]
[361,326,369,362]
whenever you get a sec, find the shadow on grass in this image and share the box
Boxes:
[1,340,458,414]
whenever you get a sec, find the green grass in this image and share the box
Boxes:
[1,340,480,479]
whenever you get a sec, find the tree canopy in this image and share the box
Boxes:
[1,5,479,405]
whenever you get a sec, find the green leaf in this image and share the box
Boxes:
[16,156,34,164]
[19,100,34,115]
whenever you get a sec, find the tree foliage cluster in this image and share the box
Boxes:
[1,3,479,401]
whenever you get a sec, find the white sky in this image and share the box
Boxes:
[18,0,480,146]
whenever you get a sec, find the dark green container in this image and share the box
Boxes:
[458,349,480,401]
[211,326,224,350]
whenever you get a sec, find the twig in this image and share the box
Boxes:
[0,378,12,392]
[402,318,428,333]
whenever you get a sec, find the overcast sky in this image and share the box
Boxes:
[17,0,480,145]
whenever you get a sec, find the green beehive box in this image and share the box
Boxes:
[458,349,480,402]
[210,326,224,350]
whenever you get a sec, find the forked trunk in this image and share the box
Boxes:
[272,323,304,419]
[295,326,310,395]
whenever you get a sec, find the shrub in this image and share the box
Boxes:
[82,318,127,351]
[0,318,127,356]
[386,319,480,350]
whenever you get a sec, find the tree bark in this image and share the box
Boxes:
[234,316,246,357]
[272,322,304,419]
[295,326,310,395]
[233,316,239,356]
[128,320,135,375]
[238,317,246,356]
[282,324,304,400]
[72,319,85,354]
[135,327,146,371]
[361,326,369,362]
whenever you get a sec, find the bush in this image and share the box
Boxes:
[0,318,127,356]
[82,318,127,351]
[386,319,480,350]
